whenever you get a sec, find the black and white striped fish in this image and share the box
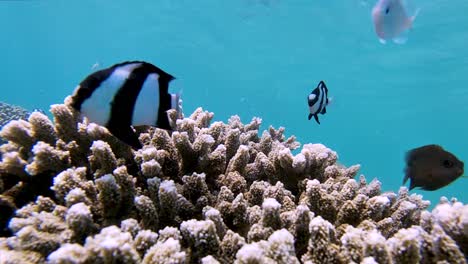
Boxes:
[307,80,330,124]
[69,61,182,149]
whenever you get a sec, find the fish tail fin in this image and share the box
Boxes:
[327,97,333,106]
[406,8,421,29]
[171,89,183,116]
[177,89,183,115]
[412,7,421,21]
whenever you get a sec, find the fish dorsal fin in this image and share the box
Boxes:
[406,144,443,163]
[318,81,328,92]
[114,61,175,94]
[137,62,175,94]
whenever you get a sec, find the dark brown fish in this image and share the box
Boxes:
[403,144,464,191]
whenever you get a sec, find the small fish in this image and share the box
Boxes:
[403,144,464,191]
[69,61,182,149]
[307,80,330,124]
[371,0,420,44]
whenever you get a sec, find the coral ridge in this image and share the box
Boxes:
[0,103,466,263]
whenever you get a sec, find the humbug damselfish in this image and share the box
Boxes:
[69,61,182,149]
[307,80,330,124]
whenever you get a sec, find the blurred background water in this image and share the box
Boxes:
[1,0,467,208]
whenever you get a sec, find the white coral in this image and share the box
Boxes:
[266,229,300,263]
[262,198,281,211]
[47,243,89,264]
[66,202,93,233]
[235,241,270,264]
[84,225,140,263]
[160,180,177,196]
[142,238,186,264]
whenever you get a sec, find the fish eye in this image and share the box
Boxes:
[385,7,390,14]
[442,159,454,168]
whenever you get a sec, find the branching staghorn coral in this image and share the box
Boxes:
[0,102,467,262]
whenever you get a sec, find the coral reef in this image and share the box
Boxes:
[0,101,36,145]
[0,100,467,263]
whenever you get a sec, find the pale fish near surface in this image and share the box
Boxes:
[371,0,420,44]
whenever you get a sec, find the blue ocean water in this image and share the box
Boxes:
[1,0,467,208]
